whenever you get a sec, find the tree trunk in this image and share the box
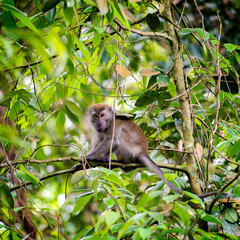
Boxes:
[162,0,202,195]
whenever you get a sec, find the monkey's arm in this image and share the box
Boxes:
[73,139,112,171]
[85,138,113,160]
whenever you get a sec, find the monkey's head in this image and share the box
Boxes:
[89,103,113,133]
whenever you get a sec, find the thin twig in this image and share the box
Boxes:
[211,145,240,166]
[165,78,202,101]
[207,172,240,214]
[184,69,204,182]
[193,0,223,192]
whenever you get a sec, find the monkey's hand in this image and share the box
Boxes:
[72,155,110,173]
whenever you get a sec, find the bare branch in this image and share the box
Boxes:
[9,158,191,191]
[114,19,173,42]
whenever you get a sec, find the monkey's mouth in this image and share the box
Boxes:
[96,127,106,133]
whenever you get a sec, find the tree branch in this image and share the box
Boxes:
[114,19,173,42]
[9,158,191,191]
[0,157,80,168]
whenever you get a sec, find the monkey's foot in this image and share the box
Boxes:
[72,163,82,172]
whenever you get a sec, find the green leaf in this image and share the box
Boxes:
[118,213,147,239]
[159,228,186,237]
[147,75,157,88]
[149,212,163,223]
[73,193,93,214]
[88,47,101,74]
[2,0,14,5]
[56,110,66,135]
[0,125,29,149]
[97,166,121,177]
[162,194,180,202]
[82,0,97,7]
[74,37,91,62]
[3,4,38,33]
[106,4,114,23]
[3,3,27,15]
[197,209,223,225]
[146,13,160,32]
[135,91,159,107]
[235,152,240,162]
[66,100,82,116]
[2,10,16,29]
[71,170,85,184]
[93,26,105,34]
[20,165,42,187]
[103,198,115,209]
[111,0,130,30]
[9,101,20,121]
[223,208,238,223]
[137,193,150,208]
[104,174,125,188]
[45,7,56,24]
[183,191,205,209]
[14,169,41,187]
[114,48,129,65]
[222,219,240,237]
[42,0,61,12]
[67,59,75,75]
[56,83,65,100]
[157,91,171,109]
[195,28,210,40]
[105,211,120,226]
[227,139,240,157]
[157,73,170,86]
[42,84,55,105]
[80,83,93,105]
[0,224,24,238]
[178,28,195,36]
[0,182,14,208]
[224,43,235,52]
[233,185,240,196]
[138,227,151,240]
[24,107,37,123]
[64,4,73,26]
[173,204,191,228]
[111,223,124,233]
[65,105,79,125]
[211,39,218,45]
[236,0,240,8]
[33,0,41,9]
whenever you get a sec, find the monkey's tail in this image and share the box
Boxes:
[138,153,184,195]
[138,154,227,199]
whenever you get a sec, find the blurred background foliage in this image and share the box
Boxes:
[0,0,240,239]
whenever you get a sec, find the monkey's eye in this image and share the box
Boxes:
[100,113,105,118]
[92,114,98,119]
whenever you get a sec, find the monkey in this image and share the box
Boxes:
[74,103,223,199]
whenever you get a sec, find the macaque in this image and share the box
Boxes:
[76,103,220,198]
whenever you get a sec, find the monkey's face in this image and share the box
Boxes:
[89,104,113,133]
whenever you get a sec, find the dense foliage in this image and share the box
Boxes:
[0,0,240,239]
